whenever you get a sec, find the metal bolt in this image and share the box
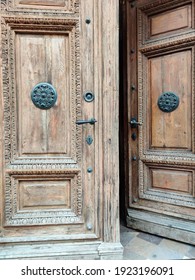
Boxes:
[86,18,91,24]
[87,167,93,173]
[87,223,93,230]
[131,85,136,90]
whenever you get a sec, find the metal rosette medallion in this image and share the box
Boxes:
[31,82,57,110]
[157,92,179,113]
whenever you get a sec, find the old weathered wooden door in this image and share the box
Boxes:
[0,0,122,259]
[122,0,195,244]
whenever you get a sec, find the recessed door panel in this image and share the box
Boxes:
[20,180,71,210]
[151,168,193,194]
[18,0,66,6]
[149,5,192,38]
[149,50,192,150]
[15,0,75,11]
[16,33,71,156]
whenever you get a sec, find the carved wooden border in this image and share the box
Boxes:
[139,35,195,54]
[137,0,193,13]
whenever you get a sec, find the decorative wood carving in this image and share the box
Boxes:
[139,35,195,54]
[137,0,192,12]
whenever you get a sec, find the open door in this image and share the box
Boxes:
[0,0,122,259]
[121,0,195,244]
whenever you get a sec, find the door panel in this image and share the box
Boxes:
[0,0,90,241]
[149,5,192,38]
[2,16,83,230]
[17,34,70,155]
[151,168,193,194]
[20,180,71,210]
[149,51,192,150]
[15,0,74,11]
[126,0,195,244]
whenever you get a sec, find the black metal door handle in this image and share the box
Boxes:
[129,117,142,128]
[76,118,97,125]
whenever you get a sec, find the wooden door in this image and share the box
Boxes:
[0,1,122,259]
[122,0,195,244]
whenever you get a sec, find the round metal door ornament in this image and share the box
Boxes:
[31,82,57,110]
[157,92,179,113]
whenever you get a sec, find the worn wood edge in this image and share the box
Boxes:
[0,233,98,244]
[0,241,101,259]
[101,0,120,244]
[0,241,124,259]
[127,209,195,245]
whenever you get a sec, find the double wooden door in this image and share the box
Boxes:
[0,1,122,259]
[121,0,195,244]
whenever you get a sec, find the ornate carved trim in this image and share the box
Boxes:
[6,168,80,175]
[10,158,78,165]
[1,0,6,10]
[138,0,192,12]
[4,16,78,26]
[139,34,195,55]
[1,18,12,165]
[141,155,195,166]
[140,189,195,207]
